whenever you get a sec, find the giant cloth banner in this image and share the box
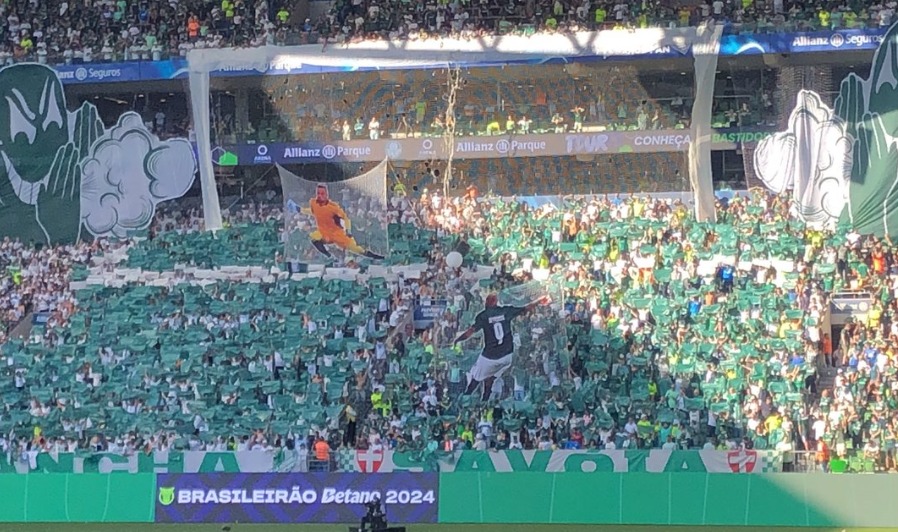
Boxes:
[754,21,898,237]
[335,449,782,474]
[449,278,567,404]
[0,63,196,244]
[0,449,780,474]
[279,160,389,264]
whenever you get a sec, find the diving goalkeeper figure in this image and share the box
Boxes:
[303,184,384,259]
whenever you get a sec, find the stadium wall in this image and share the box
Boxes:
[0,473,156,522]
[0,472,896,526]
[438,473,898,527]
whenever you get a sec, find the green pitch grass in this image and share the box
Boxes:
[0,525,891,532]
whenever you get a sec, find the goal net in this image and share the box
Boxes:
[278,160,389,264]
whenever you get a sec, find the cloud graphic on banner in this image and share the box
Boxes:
[754,90,851,226]
[80,112,196,238]
[0,63,196,244]
[754,131,795,194]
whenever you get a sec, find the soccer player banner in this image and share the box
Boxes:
[278,160,389,264]
[451,277,567,403]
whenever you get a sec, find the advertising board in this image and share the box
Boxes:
[155,472,439,524]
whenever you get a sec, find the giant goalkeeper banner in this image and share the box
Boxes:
[279,161,389,264]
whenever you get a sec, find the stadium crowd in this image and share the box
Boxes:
[0,0,891,64]
[0,183,897,473]
[0,240,100,341]
[220,67,703,146]
[326,0,893,43]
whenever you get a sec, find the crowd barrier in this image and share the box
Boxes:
[3,448,882,475]
[0,449,784,474]
[0,449,885,475]
[0,471,896,526]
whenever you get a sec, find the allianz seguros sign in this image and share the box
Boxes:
[55,66,131,83]
[791,31,884,50]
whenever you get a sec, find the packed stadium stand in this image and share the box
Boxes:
[1,187,896,474]
[0,0,897,481]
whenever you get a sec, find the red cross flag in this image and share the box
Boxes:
[727,450,758,473]
[355,448,384,473]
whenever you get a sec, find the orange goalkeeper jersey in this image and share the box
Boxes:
[310,199,348,234]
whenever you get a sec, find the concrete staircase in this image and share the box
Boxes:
[814,365,839,400]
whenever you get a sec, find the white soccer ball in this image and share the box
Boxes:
[446,251,463,269]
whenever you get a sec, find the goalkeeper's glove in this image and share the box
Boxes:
[334,215,352,235]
